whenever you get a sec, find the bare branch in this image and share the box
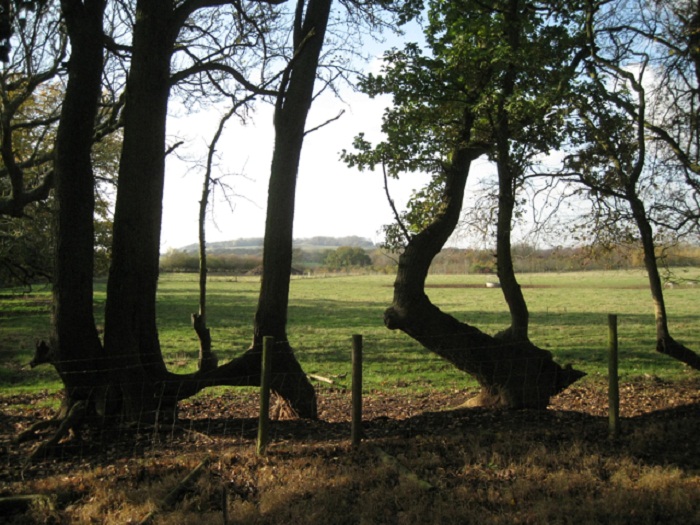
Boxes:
[382,160,411,244]
[304,109,344,135]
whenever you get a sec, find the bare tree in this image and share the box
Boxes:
[565,0,700,370]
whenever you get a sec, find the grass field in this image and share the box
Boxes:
[1,268,699,396]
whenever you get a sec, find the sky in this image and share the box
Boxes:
[160,75,500,252]
[161,88,426,250]
[159,21,443,251]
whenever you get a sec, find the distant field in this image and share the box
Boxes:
[1,268,699,395]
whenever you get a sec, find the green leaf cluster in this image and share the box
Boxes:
[342,0,587,246]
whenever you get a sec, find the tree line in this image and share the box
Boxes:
[157,242,700,276]
[160,245,373,273]
[0,0,698,455]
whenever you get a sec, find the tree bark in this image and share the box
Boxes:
[103,0,178,420]
[252,0,334,419]
[495,158,529,342]
[51,0,107,415]
[194,110,219,373]
[493,0,529,342]
[385,113,584,409]
[628,194,700,370]
[39,0,335,435]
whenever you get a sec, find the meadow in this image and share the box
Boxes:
[2,268,699,395]
[1,270,699,524]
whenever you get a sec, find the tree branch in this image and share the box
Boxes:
[304,109,344,135]
[382,159,411,243]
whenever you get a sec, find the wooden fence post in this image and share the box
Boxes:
[608,314,620,439]
[257,336,273,455]
[351,334,363,448]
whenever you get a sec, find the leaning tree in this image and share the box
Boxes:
[343,0,586,408]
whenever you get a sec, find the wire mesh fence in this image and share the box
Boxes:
[4,317,631,459]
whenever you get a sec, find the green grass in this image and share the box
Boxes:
[1,268,699,395]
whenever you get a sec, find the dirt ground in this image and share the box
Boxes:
[0,377,699,524]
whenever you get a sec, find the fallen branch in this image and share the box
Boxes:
[307,373,334,385]
[139,455,212,525]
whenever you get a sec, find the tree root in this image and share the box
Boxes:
[15,418,61,445]
[27,401,87,463]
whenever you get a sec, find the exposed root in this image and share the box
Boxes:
[15,418,61,445]
[658,336,700,371]
[27,401,87,463]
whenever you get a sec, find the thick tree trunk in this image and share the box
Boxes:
[629,194,700,370]
[51,0,107,416]
[99,0,329,423]
[103,0,177,420]
[385,114,584,408]
[386,294,582,408]
[43,0,333,434]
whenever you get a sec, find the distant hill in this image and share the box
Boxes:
[178,236,376,254]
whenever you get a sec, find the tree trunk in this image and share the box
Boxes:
[102,0,177,420]
[51,0,107,416]
[495,159,529,342]
[493,0,529,342]
[96,0,328,422]
[41,0,338,434]
[385,114,585,409]
[252,0,334,419]
[628,194,700,370]
[194,114,217,373]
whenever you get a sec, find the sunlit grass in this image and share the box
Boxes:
[2,268,699,394]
